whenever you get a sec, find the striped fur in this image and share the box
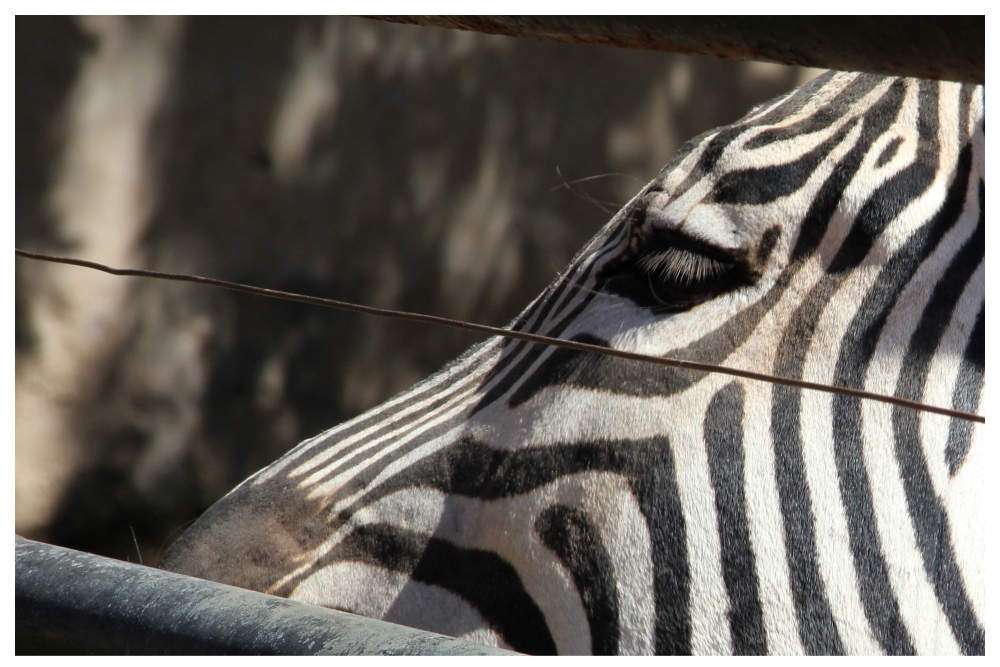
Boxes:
[162,71,985,655]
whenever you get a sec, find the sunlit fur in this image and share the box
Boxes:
[163,72,985,655]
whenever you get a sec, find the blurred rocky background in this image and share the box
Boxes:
[16,16,819,565]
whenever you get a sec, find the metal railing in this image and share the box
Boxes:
[15,538,518,655]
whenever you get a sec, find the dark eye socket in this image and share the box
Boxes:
[599,227,751,314]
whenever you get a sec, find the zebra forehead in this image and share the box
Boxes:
[660,75,910,194]
[636,74,885,252]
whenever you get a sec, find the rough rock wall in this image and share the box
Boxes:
[15,16,818,564]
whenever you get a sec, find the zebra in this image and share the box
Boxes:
[161,70,985,655]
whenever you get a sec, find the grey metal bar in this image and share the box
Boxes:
[373,16,984,85]
[15,537,519,655]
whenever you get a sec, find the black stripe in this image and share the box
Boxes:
[655,126,718,182]
[770,284,846,655]
[509,277,556,332]
[790,79,908,262]
[945,305,984,476]
[546,279,603,337]
[317,523,558,655]
[470,291,598,415]
[472,265,588,399]
[876,137,903,167]
[743,74,881,149]
[826,80,941,273]
[741,88,794,120]
[945,179,985,477]
[704,383,767,655]
[769,391,845,653]
[711,118,858,206]
[525,263,578,331]
[535,505,620,655]
[668,126,757,203]
[756,226,781,266]
[343,436,691,654]
[891,210,984,654]
[668,72,841,202]
[320,519,425,571]
[412,535,558,654]
[562,204,632,272]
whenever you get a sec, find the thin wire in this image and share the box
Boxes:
[15,248,984,424]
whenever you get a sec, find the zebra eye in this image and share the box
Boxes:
[635,246,735,286]
[599,228,750,313]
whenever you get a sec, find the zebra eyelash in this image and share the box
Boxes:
[635,246,735,285]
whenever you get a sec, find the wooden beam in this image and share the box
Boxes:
[373,16,984,84]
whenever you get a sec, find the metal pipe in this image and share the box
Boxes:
[15,537,518,655]
[373,16,984,84]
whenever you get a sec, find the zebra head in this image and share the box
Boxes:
[162,71,985,655]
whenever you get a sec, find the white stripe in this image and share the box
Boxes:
[860,375,961,654]
[667,383,731,656]
[740,380,804,655]
[291,561,510,648]
[944,397,985,627]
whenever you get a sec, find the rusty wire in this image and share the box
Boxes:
[15,248,984,424]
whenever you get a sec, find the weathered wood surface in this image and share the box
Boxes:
[376,16,985,84]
